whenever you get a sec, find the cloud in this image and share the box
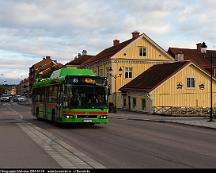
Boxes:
[1,0,216,84]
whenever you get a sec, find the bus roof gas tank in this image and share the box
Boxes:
[50,67,95,79]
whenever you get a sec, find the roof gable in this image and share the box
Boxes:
[168,47,216,68]
[66,55,95,66]
[82,33,174,66]
[120,61,190,92]
[32,58,53,69]
[81,37,137,66]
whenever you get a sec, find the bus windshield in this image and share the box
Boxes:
[64,85,108,109]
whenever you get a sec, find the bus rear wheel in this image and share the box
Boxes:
[52,109,56,121]
[35,107,40,120]
[52,109,59,126]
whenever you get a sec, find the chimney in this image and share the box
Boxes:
[132,31,140,39]
[45,56,51,59]
[82,50,87,55]
[197,43,202,52]
[113,39,120,46]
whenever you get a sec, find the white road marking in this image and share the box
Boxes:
[18,122,106,168]
[5,104,23,119]
[7,105,106,169]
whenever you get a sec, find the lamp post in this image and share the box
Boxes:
[109,66,123,112]
[201,42,213,121]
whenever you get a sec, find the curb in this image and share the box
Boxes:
[126,118,216,130]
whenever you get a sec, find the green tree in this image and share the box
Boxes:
[0,86,6,95]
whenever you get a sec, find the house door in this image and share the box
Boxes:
[141,98,146,112]
[128,96,131,111]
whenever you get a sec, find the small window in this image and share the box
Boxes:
[125,67,133,78]
[139,47,147,57]
[99,69,103,76]
[186,77,196,88]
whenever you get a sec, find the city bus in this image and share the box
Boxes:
[32,67,109,124]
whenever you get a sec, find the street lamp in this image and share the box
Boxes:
[201,42,213,121]
[109,66,123,112]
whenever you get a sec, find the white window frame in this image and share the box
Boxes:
[125,67,133,79]
[99,69,104,77]
[186,77,196,89]
[139,47,147,57]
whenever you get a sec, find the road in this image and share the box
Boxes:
[1,102,216,168]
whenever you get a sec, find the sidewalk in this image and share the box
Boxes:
[110,111,216,129]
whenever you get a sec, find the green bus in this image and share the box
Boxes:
[32,67,109,124]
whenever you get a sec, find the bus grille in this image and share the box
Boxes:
[77,115,98,119]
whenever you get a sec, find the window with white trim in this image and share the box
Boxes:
[139,47,147,57]
[186,77,196,88]
[125,67,132,78]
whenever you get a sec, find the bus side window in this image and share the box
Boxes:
[48,86,58,103]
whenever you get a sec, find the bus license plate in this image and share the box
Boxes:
[83,120,92,123]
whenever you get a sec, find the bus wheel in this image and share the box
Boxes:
[52,109,55,122]
[89,123,95,127]
[36,107,40,120]
[52,109,58,126]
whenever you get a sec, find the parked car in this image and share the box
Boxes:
[0,94,10,102]
[17,96,27,102]
[12,95,20,102]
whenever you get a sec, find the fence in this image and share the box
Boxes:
[153,106,216,116]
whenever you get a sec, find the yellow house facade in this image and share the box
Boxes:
[120,61,216,115]
[81,31,174,109]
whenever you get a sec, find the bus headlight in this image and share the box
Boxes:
[100,115,107,119]
[64,115,74,119]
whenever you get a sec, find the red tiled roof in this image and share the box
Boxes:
[81,36,140,66]
[120,61,190,92]
[39,63,63,78]
[168,48,216,68]
[32,57,53,69]
[66,55,95,65]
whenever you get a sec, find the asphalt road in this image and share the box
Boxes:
[1,102,216,168]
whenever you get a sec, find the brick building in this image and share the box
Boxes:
[29,56,63,94]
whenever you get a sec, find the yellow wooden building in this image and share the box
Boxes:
[81,31,174,109]
[119,61,216,115]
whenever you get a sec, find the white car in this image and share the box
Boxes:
[17,96,27,102]
[0,94,10,102]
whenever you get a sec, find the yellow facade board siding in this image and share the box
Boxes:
[113,36,172,61]
[151,64,216,108]
[113,62,153,92]
[89,35,174,108]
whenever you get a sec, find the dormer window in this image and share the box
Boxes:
[139,47,147,57]
[175,53,184,61]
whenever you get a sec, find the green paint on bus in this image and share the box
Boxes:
[32,67,109,125]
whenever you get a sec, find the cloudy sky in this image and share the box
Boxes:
[0,0,216,84]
